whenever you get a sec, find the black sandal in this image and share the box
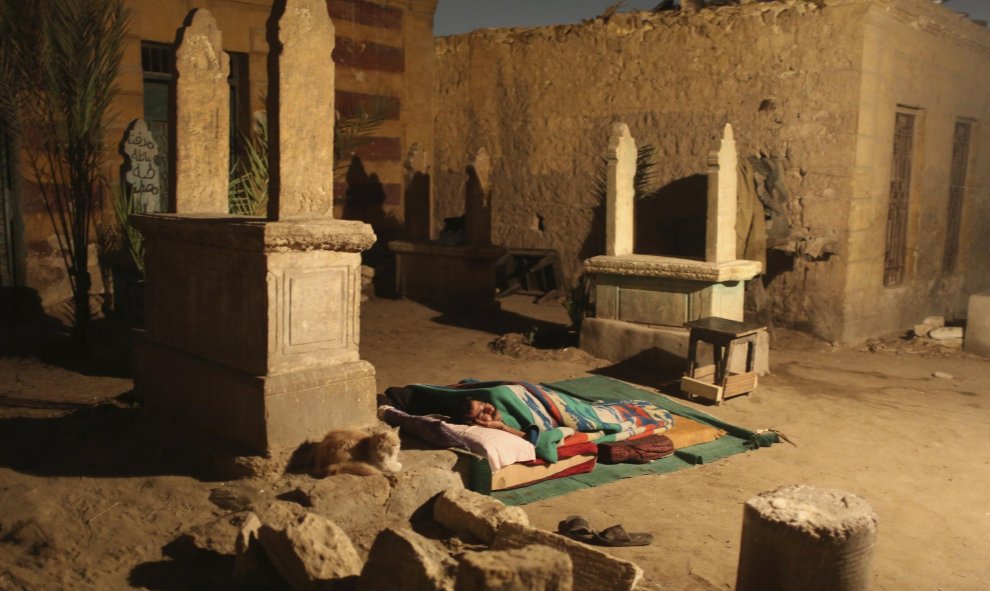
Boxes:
[556,515,597,543]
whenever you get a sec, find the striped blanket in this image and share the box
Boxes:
[410,380,675,463]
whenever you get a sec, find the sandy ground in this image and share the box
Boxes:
[1,294,988,590]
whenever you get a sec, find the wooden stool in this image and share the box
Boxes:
[681,317,766,404]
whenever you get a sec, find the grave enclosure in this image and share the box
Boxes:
[581,123,768,375]
[132,1,376,454]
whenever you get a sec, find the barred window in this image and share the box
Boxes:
[884,111,917,287]
[942,120,973,273]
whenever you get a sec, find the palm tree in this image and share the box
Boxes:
[1,0,128,344]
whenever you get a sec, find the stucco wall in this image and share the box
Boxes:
[434,1,871,341]
[843,0,990,342]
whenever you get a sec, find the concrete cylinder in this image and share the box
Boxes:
[735,485,878,591]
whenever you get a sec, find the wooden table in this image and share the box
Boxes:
[681,317,766,404]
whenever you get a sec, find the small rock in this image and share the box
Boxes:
[932,371,953,379]
[258,507,363,591]
[923,316,946,329]
[929,327,964,340]
[913,324,932,338]
[433,488,529,545]
[386,450,463,523]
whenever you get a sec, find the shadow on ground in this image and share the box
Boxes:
[0,393,246,481]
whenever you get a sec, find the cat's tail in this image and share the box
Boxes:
[328,461,384,477]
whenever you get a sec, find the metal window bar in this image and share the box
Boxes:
[942,121,972,273]
[141,42,173,80]
[0,127,12,288]
[884,112,915,287]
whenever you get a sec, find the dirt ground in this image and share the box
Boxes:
[1,294,988,590]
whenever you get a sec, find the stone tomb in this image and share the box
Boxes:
[132,2,377,453]
[581,123,767,375]
[389,146,506,311]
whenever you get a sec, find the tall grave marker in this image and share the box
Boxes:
[133,1,377,454]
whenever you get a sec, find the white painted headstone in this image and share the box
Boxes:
[123,119,163,212]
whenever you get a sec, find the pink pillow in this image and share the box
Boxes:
[444,423,536,471]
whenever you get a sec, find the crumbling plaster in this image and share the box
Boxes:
[433,0,990,343]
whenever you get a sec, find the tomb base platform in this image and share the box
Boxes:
[389,240,506,311]
[131,214,378,454]
[134,335,376,453]
[581,317,769,377]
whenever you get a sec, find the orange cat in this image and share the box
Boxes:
[291,427,402,478]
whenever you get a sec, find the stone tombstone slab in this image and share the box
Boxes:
[122,119,164,213]
[403,142,432,241]
[173,9,230,214]
[465,147,492,245]
[707,123,738,263]
[267,0,335,220]
[607,123,636,257]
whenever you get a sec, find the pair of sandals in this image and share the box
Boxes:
[556,515,653,547]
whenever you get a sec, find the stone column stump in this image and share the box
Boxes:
[735,485,878,591]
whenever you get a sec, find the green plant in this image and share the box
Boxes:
[593,142,659,205]
[1,0,129,344]
[110,178,144,275]
[227,101,390,215]
[561,274,595,332]
[229,114,269,216]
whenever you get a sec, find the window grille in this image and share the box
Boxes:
[0,128,12,287]
[942,120,973,273]
[141,42,173,79]
[884,112,916,287]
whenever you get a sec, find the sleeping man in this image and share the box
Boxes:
[418,380,675,463]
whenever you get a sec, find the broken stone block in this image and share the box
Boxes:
[964,291,990,358]
[233,512,283,586]
[385,450,464,522]
[913,324,932,338]
[455,546,573,591]
[258,505,363,591]
[357,527,458,591]
[492,522,642,591]
[181,511,257,556]
[923,316,946,329]
[433,488,529,545]
[929,326,963,340]
[284,473,391,558]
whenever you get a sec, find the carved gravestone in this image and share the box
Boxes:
[707,123,738,263]
[132,0,377,455]
[267,0,336,219]
[172,9,229,214]
[606,123,636,257]
[123,119,164,213]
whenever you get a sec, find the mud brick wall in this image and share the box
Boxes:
[433,0,990,343]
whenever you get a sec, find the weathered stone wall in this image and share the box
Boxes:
[843,0,990,342]
[434,1,870,341]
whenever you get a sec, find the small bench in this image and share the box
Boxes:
[681,317,767,404]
